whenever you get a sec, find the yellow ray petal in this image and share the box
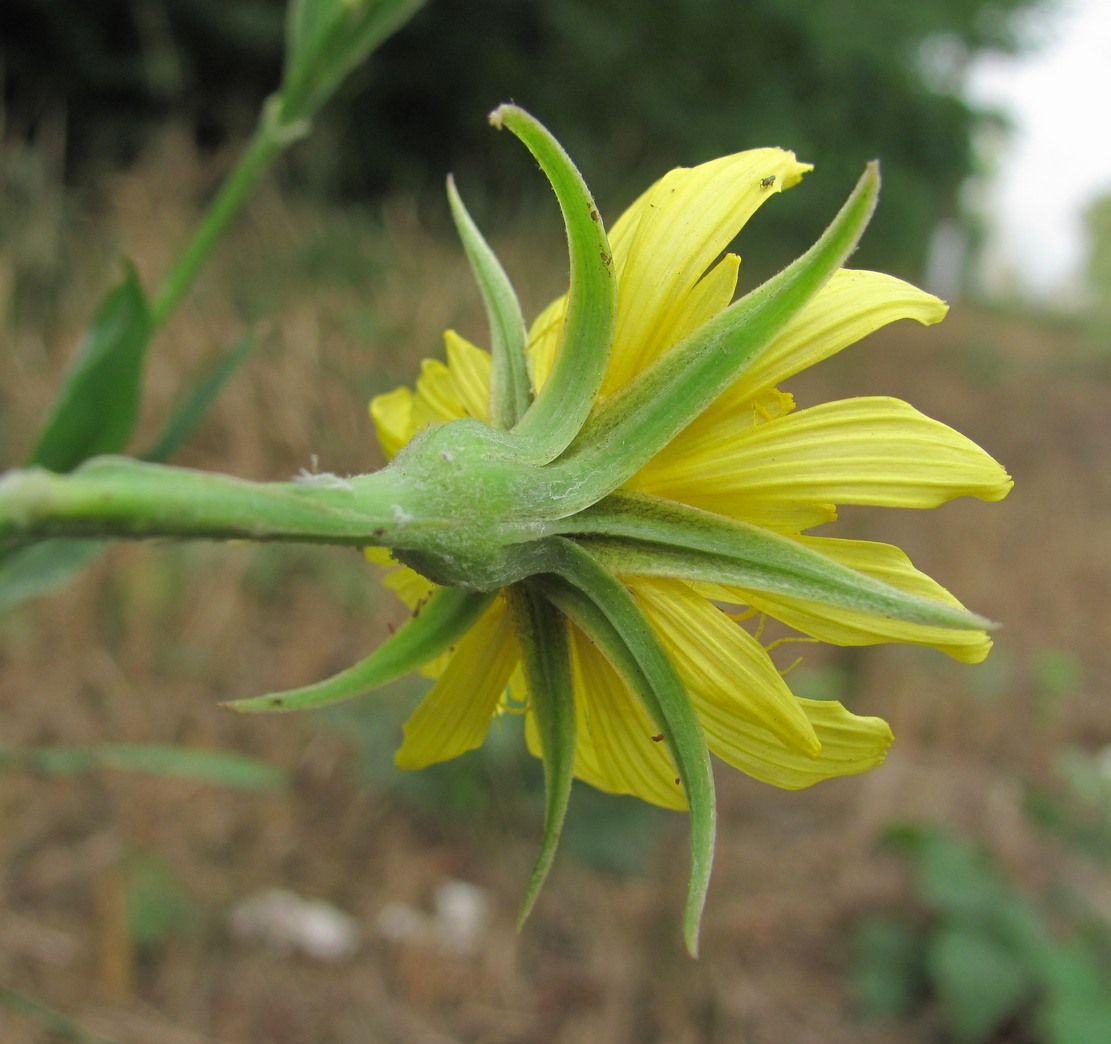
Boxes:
[604,149,811,394]
[636,396,1012,519]
[524,294,564,394]
[412,357,469,424]
[714,697,893,789]
[719,269,948,407]
[525,254,741,396]
[658,252,741,352]
[629,576,819,755]
[526,150,808,397]
[626,474,837,533]
[523,177,664,392]
[369,386,416,460]
[364,547,435,609]
[395,600,518,769]
[638,385,795,469]
[529,627,689,810]
[739,536,993,663]
[442,330,492,424]
[371,334,493,461]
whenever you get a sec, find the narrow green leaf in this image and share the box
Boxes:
[28,265,152,473]
[0,337,254,609]
[0,539,105,609]
[142,333,256,463]
[0,985,120,1044]
[446,175,532,428]
[552,164,881,507]
[561,491,991,631]
[506,583,577,927]
[0,743,287,790]
[539,538,715,956]
[225,586,495,712]
[491,105,616,462]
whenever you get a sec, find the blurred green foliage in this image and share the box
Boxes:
[1028,746,1111,862]
[854,822,1111,1043]
[2,0,1048,278]
[124,852,195,953]
[1082,190,1111,314]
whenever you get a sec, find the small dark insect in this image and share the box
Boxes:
[674,777,682,786]
[760,175,776,190]
[651,733,665,743]
[412,597,428,618]
[590,208,599,222]
[600,250,613,265]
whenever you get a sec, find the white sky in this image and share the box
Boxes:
[966,0,1111,296]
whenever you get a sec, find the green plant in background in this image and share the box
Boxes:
[0,4,419,1034]
[0,0,422,608]
[854,822,1111,1043]
[0,95,1012,952]
[1027,742,1111,862]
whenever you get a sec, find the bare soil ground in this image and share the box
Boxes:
[2,130,1109,1042]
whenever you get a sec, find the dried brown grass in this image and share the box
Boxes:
[1,126,1109,1042]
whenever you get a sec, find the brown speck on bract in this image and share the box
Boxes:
[651,734,664,742]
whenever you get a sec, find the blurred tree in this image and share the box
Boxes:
[1,0,1049,277]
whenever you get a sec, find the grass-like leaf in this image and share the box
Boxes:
[28,265,152,473]
[142,332,256,463]
[0,743,287,790]
[225,587,495,713]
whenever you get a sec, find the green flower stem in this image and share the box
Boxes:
[149,109,290,330]
[0,457,428,547]
[154,0,425,331]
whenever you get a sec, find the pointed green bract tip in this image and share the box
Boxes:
[484,103,616,461]
[488,104,513,129]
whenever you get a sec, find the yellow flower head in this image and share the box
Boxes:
[239,106,1012,953]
